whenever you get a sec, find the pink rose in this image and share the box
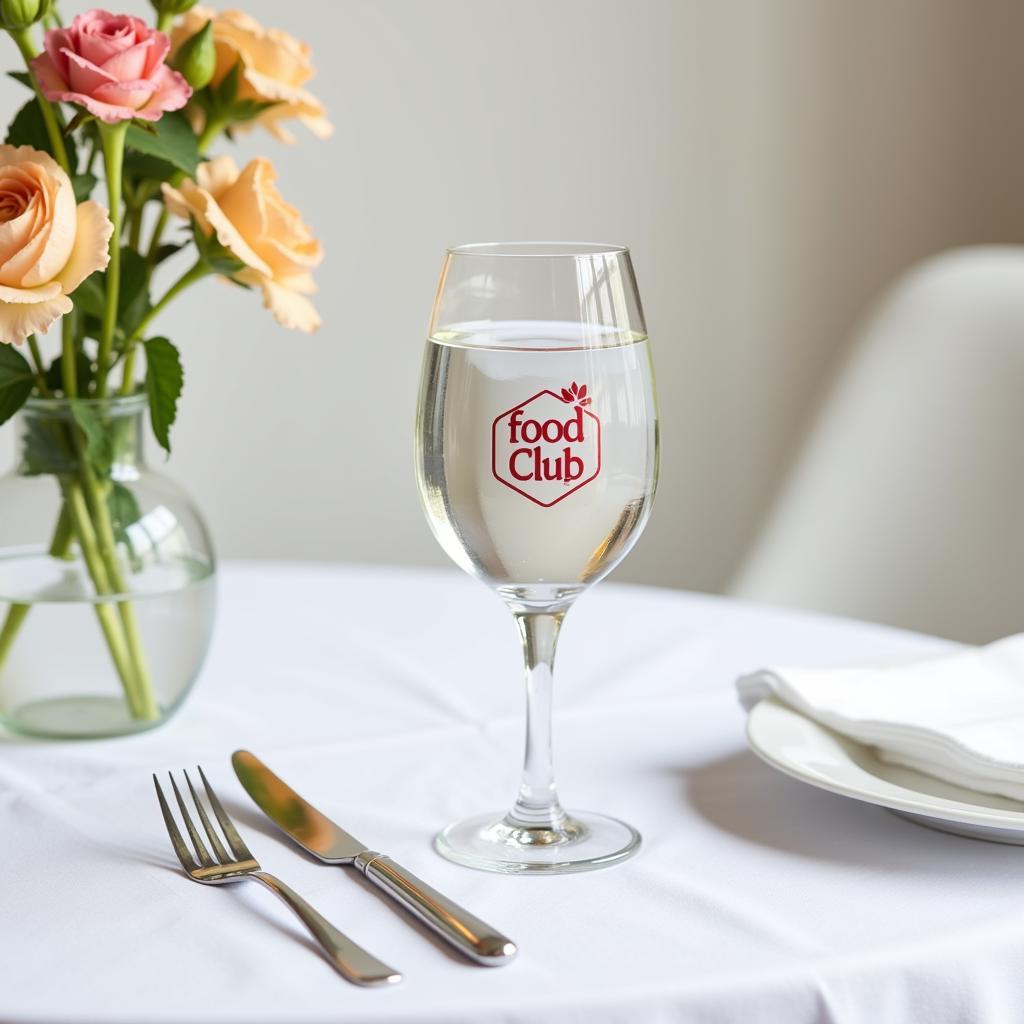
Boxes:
[31,9,191,125]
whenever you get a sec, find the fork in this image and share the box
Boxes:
[154,767,402,987]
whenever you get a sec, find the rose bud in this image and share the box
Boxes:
[172,19,215,90]
[0,0,52,31]
[148,0,198,15]
[171,7,331,142]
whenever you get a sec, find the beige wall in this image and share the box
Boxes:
[3,0,1023,593]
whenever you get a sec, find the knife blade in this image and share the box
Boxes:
[232,749,517,966]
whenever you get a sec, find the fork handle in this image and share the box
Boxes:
[253,872,401,986]
[356,852,517,965]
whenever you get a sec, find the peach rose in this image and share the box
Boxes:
[162,156,321,332]
[171,7,331,143]
[32,9,191,124]
[0,145,112,345]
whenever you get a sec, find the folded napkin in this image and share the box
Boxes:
[737,634,1024,802]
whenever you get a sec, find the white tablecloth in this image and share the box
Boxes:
[8,561,1023,1024]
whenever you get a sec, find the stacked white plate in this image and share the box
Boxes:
[747,697,1024,845]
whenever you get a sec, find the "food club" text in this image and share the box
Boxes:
[506,405,586,482]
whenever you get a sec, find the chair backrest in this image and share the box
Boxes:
[729,246,1024,643]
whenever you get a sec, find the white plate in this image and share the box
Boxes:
[746,697,1024,844]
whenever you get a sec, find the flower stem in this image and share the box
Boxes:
[145,170,184,267]
[196,118,224,154]
[9,28,71,175]
[76,459,158,719]
[0,601,29,673]
[63,479,146,717]
[156,11,173,33]
[60,315,77,397]
[61,334,154,717]
[62,416,158,720]
[48,503,73,559]
[127,202,143,251]
[61,314,77,396]
[120,259,210,395]
[26,335,51,397]
[0,423,146,714]
[96,121,128,397]
[119,347,137,395]
[145,207,171,264]
[134,259,210,344]
[0,498,76,678]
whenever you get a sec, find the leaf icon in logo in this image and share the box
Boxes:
[561,381,591,406]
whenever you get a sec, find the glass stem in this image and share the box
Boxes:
[506,611,568,831]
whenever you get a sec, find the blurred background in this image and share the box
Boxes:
[3,0,1024,642]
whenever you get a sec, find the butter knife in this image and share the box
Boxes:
[231,750,517,966]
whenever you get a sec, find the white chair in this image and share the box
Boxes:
[729,246,1024,643]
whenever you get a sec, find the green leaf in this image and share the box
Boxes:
[70,250,150,345]
[107,481,142,556]
[117,247,150,339]
[152,242,185,266]
[6,98,77,167]
[107,481,141,529]
[6,70,33,91]
[79,314,103,343]
[124,150,177,186]
[44,350,94,395]
[64,109,95,135]
[144,336,183,454]
[192,217,245,276]
[125,111,199,177]
[21,416,75,476]
[70,400,113,477]
[70,271,105,319]
[224,99,279,125]
[71,171,97,202]
[215,60,242,108]
[0,344,35,425]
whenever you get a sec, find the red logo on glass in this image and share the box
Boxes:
[491,382,601,507]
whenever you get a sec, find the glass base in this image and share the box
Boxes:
[434,809,641,874]
[3,695,170,740]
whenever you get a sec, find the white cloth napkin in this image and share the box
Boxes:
[737,633,1024,802]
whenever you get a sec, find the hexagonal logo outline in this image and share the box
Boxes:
[491,387,602,507]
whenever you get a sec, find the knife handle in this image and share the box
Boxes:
[355,852,517,966]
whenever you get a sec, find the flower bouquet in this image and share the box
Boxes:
[0,0,327,737]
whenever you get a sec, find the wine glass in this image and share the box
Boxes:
[414,242,659,873]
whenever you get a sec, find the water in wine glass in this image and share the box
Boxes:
[416,319,658,610]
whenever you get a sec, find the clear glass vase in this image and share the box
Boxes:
[0,395,216,739]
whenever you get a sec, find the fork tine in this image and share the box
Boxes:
[197,765,253,861]
[169,771,216,868]
[184,769,230,863]
[153,774,198,872]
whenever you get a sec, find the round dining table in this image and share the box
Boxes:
[6,561,1022,1024]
